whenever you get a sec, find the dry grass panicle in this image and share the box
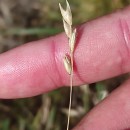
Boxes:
[59,0,77,130]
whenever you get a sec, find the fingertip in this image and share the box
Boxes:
[73,79,130,130]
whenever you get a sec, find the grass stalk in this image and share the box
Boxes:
[59,1,76,129]
[67,51,74,130]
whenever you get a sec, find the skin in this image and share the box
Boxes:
[0,6,130,130]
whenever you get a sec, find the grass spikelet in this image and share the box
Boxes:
[59,0,72,25]
[63,54,72,75]
[63,19,72,38]
[59,0,76,130]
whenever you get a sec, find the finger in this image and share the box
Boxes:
[73,79,130,130]
[0,7,130,98]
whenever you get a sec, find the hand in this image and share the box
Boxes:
[1,6,130,130]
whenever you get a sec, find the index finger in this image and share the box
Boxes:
[0,6,130,98]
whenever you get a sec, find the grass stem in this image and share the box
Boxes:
[67,52,74,130]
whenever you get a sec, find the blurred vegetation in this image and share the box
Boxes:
[0,0,130,130]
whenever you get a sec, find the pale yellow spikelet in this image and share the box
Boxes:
[65,0,72,25]
[59,0,72,25]
[69,28,77,53]
[63,19,72,38]
[63,54,72,75]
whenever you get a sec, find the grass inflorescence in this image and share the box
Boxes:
[59,0,77,130]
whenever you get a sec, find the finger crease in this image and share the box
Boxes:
[119,18,130,56]
[51,39,64,86]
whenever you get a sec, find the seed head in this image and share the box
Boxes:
[63,19,72,38]
[59,0,72,26]
[69,28,77,53]
[63,54,72,75]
